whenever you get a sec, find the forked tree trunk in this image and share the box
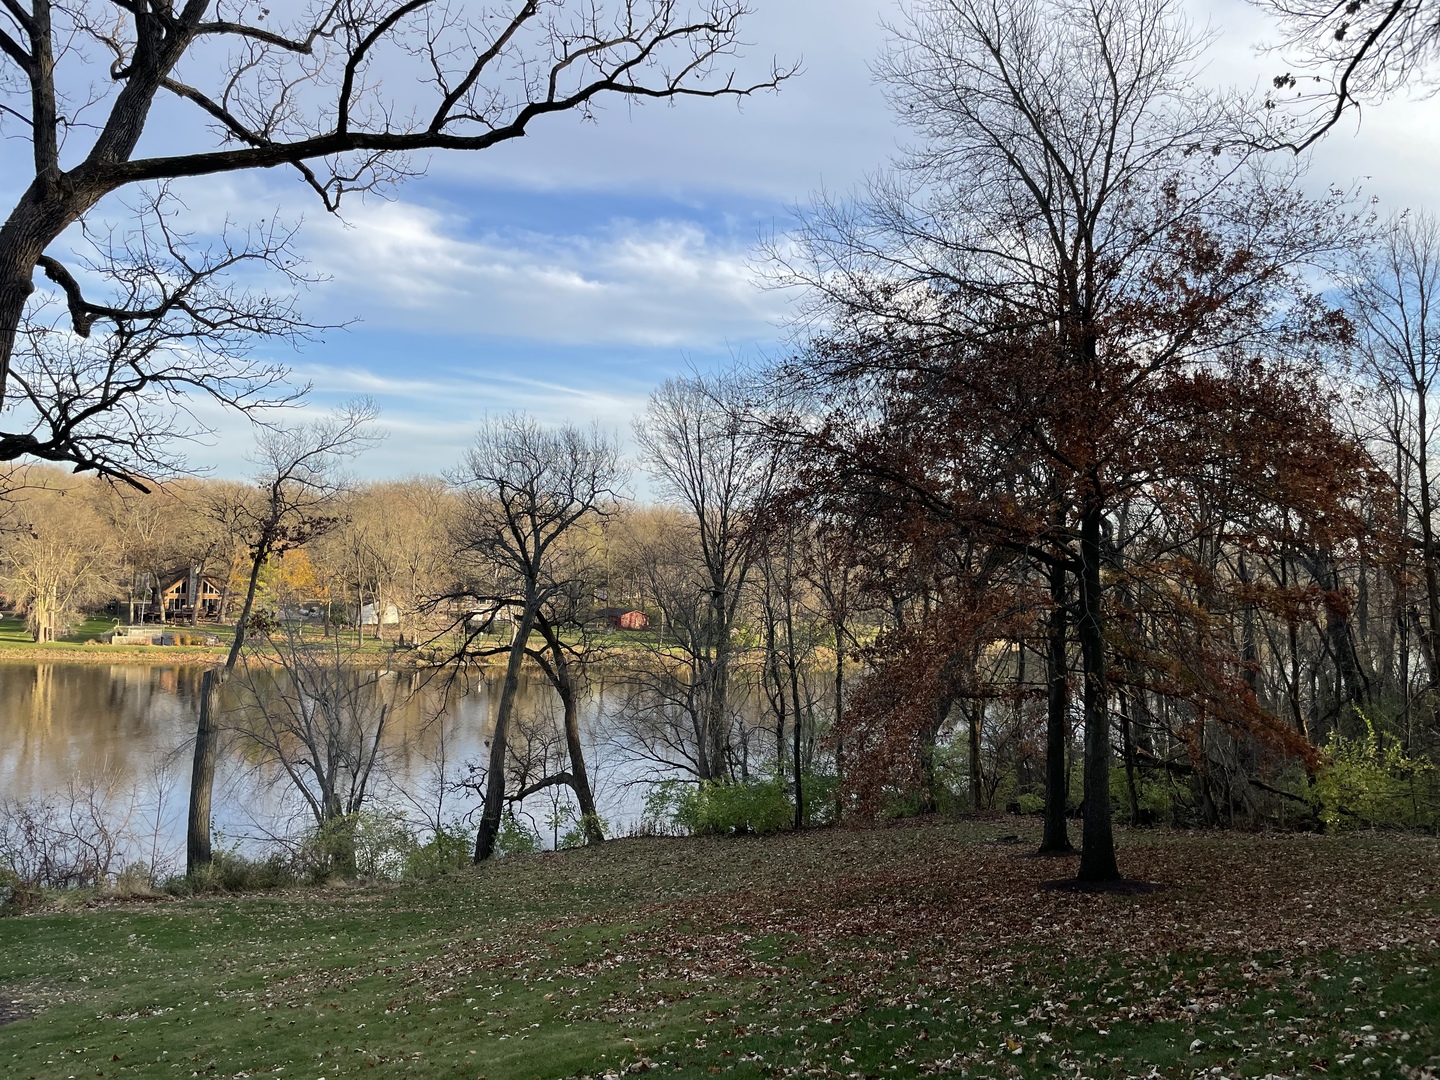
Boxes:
[474,604,538,862]
[535,615,604,845]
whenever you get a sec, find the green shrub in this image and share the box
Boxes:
[353,811,418,880]
[0,866,41,914]
[675,777,793,836]
[168,849,297,895]
[1313,717,1440,831]
[1107,766,1176,824]
[495,814,541,857]
[405,821,473,880]
[559,813,608,849]
[641,781,690,834]
[1016,792,1044,815]
[798,773,840,827]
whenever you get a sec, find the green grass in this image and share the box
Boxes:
[1,822,1437,1079]
[0,613,123,646]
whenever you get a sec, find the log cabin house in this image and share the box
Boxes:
[158,567,223,620]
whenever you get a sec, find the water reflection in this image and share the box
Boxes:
[0,662,648,866]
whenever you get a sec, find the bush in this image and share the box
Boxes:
[646,775,840,837]
[1108,766,1176,825]
[674,777,793,837]
[0,792,123,891]
[798,774,840,827]
[405,821,473,880]
[168,849,298,896]
[1015,792,1045,815]
[111,861,160,897]
[495,814,542,857]
[1313,718,1440,832]
[559,813,608,850]
[353,811,418,881]
[0,866,41,914]
[640,781,690,836]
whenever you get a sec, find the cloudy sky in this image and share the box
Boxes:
[8,0,1440,478]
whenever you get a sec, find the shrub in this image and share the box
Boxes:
[405,821,473,880]
[1108,766,1176,825]
[111,861,160,897]
[1313,718,1440,832]
[495,814,542,857]
[674,777,793,837]
[168,849,298,895]
[559,813,609,850]
[352,811,418,881]
[0,866,41,914]
[798,774,840,827]
[0,792,123,891]
[1016,792,1045,815]
[641,781,690,836]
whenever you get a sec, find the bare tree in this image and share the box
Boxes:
[187,399,380,873]
[1259,0,1440,150]
[230,622,396,877]
[1347,214,1440,685]
[4,191,308,485]
[635,374,774,781]
[0,480,114,640]
[0,0,792,470]
[448,414,624,862]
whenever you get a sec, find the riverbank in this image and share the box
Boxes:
[0,614,799,672]
[1,820,1436,1078]
[0,614,423,667]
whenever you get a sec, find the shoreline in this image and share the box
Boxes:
[0,644,424,667]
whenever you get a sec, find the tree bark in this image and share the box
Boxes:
[474,603,538,862]
[1040,559,1074,853]
[1077,499,1120,882]
[185,541,265,874]
[968,700,983,813]
[534,615,603,845]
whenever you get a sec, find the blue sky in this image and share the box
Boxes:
[7,0,1440,479]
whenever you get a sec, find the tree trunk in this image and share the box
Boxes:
[968,700,983,813]
[1077,500,1120,882]
[833,613,845,821]
[186,667,222,873]
[1040,559,1074,853]
[185,543,265,873]
[474,603,538,862]
[561,684,604,844]
[536,615,604,845]
[1117,681,1141,826]
[783,552,804,830]
[704,651,731,782]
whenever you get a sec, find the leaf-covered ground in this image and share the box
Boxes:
[0,820,1436,1079]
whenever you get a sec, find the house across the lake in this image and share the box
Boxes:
[596,607,650,631]
[158,567,223,620]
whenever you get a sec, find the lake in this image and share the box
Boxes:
[0,660,707,874]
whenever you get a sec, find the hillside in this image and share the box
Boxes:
[1,820,1436,1079]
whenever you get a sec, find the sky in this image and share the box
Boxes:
[7,0,1440,480]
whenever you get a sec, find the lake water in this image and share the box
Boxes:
[0,661,701,874]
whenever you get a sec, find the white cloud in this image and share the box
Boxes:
[301,202,786,347]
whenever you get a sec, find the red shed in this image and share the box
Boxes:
[597,607,651,631]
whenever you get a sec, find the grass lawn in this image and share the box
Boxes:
[0,613,124,646]
[0,820,1436,1079]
